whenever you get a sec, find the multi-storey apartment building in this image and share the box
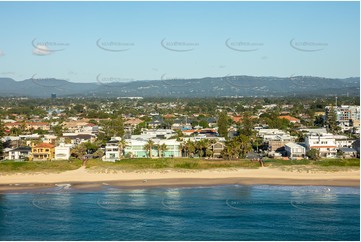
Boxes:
[325,105,360,129]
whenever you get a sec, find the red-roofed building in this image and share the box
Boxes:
[124,118,143,127]
[278,115,300,124]
[4,122,50,131]
[30,143,55,161]
[163,114,175,119]
[232,116,242,123]
[231,115,258,124]
[182,129,199,136]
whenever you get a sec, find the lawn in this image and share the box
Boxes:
[0,159,82,173]
[85,158,260,171]
[265,158,360,172]
[265,158,360,167]
[0,157,359,173]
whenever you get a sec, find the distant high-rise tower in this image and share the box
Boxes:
[51,93,56,99]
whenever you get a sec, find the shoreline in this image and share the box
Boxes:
[0,177,359,193]
[0,167,359,192]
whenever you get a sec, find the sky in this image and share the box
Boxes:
[0,1,359,84]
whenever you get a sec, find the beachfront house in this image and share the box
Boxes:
[305,133,337,158]
[258,129,295,151]
[284,142,306,159]
[54,143,71,160]
[333,135,356,148]
[62,133,97,145]
[124,139,181,158]
[7,146,32,161]
[29,143,55,161]
[209,142,225,158]
[102,140,121,162]
[338,147,357,158]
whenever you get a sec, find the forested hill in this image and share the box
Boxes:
[0,76,359,98]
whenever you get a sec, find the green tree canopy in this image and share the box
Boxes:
[325,106,340,134]
[217,111,229,139]
[238,111,254,137]
[99,117,124,141]
[306,149,320,161]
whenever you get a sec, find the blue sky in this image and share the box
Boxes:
[0,1,359,83]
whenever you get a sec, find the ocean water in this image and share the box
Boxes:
[0,185,359,241]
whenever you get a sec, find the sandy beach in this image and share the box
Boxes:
[0,166,359,192]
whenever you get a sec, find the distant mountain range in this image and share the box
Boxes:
[0,76,359,98]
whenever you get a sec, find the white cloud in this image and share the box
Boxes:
[33,45,51,56]
[0,49,4,56]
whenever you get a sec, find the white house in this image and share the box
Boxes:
[131,129,176,140]
[284,142,306,158]
[62,133,97,145]
[124,138,181,158]
[305,133,337,158]
[333,135,355,148]
[300,128,327,135]
[257,129,287,137]
[258,129,295,151]
[102,140,120,162]
[7,146,32,161]
[54,143,71,160]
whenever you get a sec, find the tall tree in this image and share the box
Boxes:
[217,111,229,139]
[0,120,4,138]
[238,111,254,137]
[0,120,4,159]
[325,106,340,134]
[236,134,252,158]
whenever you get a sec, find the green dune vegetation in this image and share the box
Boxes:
[0,158,359,174]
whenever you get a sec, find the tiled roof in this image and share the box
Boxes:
[5,122,49,126]
[34,143,55,148]
[278,115,300,122]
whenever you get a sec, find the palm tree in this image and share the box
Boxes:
[186,140,196,158]
[159,143,168,157]
[230,139,240,159]
[118,139,127,158]
[206,147,214,159]
[197,139,210,158]
[221,144,233,160]
[180,142,187,157]
[143,139,155,158]
[237,135,252,158]
[156,144,161,158]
